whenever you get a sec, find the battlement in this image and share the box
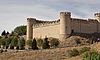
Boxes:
[71,18,98,23]
[33,19,60,28]
[27,18,36,22]
[26,11,100,42]
[31,17,98,28]
[60,12,71,16]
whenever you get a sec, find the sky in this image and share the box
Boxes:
[0,0,100,35]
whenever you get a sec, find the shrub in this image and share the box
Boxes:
[67,49,79,57]
[37,38,43,48]
[74,38,81,45]
[26,40,33,49]
[49,38,60,48]
[83,50,100,60]
[42,37,50,49]
[71,38,81,46]
[79,47,90,54]
[0,38,6,48]
[10,36,18,49]
[32,38,38,50]
[5,38,11,49]
[18,37,25,50]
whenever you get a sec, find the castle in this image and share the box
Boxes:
[26,12,100,41]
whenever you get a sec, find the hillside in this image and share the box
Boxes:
[0,36,100,60]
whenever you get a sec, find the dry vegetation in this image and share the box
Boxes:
[0,36,100,60]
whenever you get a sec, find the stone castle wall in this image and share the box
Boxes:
[32,19,60,38]
[33,24,60,38]
[26,12,100,41]
[71,18,100,33]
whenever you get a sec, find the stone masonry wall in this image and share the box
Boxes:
[71,18,100,33]
[33,24,60,38]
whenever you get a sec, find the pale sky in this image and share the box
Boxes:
[0,0,100,34]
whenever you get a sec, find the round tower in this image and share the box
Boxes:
[60,12,71,41]
[27,18,36,40]
[94,13,100,22]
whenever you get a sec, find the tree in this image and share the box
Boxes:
[18,37,25,50]
[42,37,50,49]
[14,25,26,36]
[0,38,6,48]
[1,30,6,36]
[26,40,33,49]
[32,38,38,50]
[10,36,18,49]
[5,38,11,49]
[6,31,10,35]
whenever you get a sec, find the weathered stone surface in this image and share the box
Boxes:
[26,12,100,41]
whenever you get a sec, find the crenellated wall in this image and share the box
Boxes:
[33,19,60,28]
[32,19,60,38]
[26,12,100,42]
[71,18,99,33]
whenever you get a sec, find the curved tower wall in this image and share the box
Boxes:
[27,18,35,40]
[94,13,100,22]
[60,12,71,41]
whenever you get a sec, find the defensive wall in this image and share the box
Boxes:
[26,11,100,41]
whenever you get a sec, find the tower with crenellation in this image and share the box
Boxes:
[26,11,100,47]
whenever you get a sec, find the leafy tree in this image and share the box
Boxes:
[1,30,6,36]
[14,25,26,36]
[5,38,11,49]
[18,37,25,50]
[10,36,18,49]
[32,38,38,50]
[49,38,60,48]
[0,38,6,48]
[42,37,50,49]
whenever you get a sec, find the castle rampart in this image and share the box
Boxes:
[26,11,100,41]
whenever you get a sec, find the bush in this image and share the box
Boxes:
[74,38,81,45]
[10,36,18,49]
[37,38,43,48]
[26,40,33,49]
[42,37,50,49]
[32,38,38,50]
[67,49,79,57]
[71,38,81,46]
[83,50,100,60]
[18,37,25,50]
[49,38,60,48]
[0,38,6,48]
[79,47,90,54]
[5,38,11,49]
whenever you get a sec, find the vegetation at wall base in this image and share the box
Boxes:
[49,38,60,48]
[26,40,33,49]
[79,47,90,54]
[67,49,80,57]
[42,37,50,49]
[83,50,100,60]
[18,37,25,50]
[32,38,38,50]
[37,38,43,49]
